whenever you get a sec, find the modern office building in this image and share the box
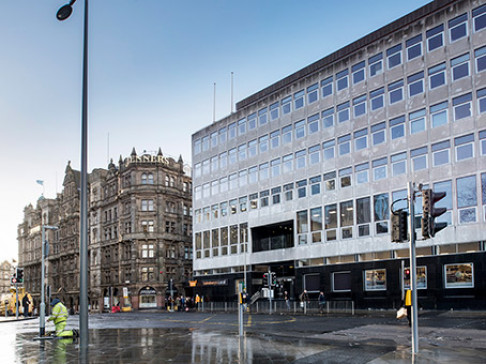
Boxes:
[18,149,193,312]
[191,0,486,309]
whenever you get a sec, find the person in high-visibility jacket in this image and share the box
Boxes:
[48,298,78,337]
[404,289,412,327]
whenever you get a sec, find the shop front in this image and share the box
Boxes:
[139,286,157,309]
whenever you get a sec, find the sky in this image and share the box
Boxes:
[0,0,431,263]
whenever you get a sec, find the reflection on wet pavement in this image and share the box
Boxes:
[15,328,325,364]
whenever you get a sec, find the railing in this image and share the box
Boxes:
[198,300,355,315]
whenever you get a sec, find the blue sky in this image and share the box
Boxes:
[0,0,430,263]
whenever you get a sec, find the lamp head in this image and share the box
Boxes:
[57,4,73,21]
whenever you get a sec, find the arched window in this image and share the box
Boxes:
[141,173,147,184]
[147,173,154,184]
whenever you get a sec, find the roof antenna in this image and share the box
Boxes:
[213,82,216,123]
[231,72,234,114]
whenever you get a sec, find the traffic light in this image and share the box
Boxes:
[16,268,24,284]
[11,274,17,285]
[262,273,268,287]
[404,268,411,281]
[422,189,448,239]
[391,210,408,242]
[271,272,277,287]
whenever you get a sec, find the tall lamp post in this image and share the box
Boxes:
[56,0,89,346]
[40,225,58,336]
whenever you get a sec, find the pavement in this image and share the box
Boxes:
[0,310,485,363]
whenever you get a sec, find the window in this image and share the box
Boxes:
[270,103,279,121]
[229,173,237,190]
[308,144,320,165]
[354,128,368,151]
[259,135,269,153]
[324,203,337,241]
[248,112,257,130]
[238,143,246,161]
[339,167,352,188]
[338,134,351,156]
[457,175,477,224]
[324,171,336,191]
[340,200,354,239]
[246,139,256,159]
[356,197,371,237]
[449,13,468,42]
[295,149,306,169]
[370,87,384,111]
[294,90,305,110]
[408,71,424,97]
[445,263,474,288]
[239,170,247,187]
[259,162,269,180]
[238,118,246,135]
[323,139,335,160]
[321,76,333,98]
[371,122,386,146]
[455,134,474,161]
[219,151,227,169]
[322,107,334,128]
[228,122,236,140]
[355,162,369,184]
[210,131,218,148]
[475,46,486,73]
[307,83,319,104]
[453,93,472,121]
[353,94,366,118]
[202,136,209,151]
[211,156,218,173]
[428,62,446,89]
[390,115,405,140]
[228,148,237,165]
[409,109,426,134]
[141,199,154,211]
[373,157,387,181]
[387,44,402,69]
[295,120,305,139]
[284,183,293,201]
[352,61,365,84]
[271,158,281,177]
[239,196,248,212]
[427,24,443,51]
[365,269,387,291]
[281,96,292,115]
[282,125,292,144]
[337,101,350,123]
[310,207,322,243]
[141,221,154,234]
[406,34,422,60]
[297,210,308,244]
[411,146,428,171]
[220,202,228,217]
[473,4,486,32]
[272,187,281,205]
[194,139,201,155]
[480,130,486,156]
[307,113,319,134]
[260,190,269,207]
[336,69,349,91]
[258,107,268,126]
[282,154,293,173]
[373,193,389,234]
[310,176,321,195]
[482,173,486,217]
[432,140,450,166]
[202,159,210,174]
[194,163,201,178]
[430,101,448,128]
[391,152,407,176]
[249,193,258,209]
[369,53,383,77]
[248,166,257,184]
[388,79,404,104]
[451,53,470,81]
[296,180,307,198]
[211,180,219,195]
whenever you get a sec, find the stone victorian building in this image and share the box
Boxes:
[18,149,192,312]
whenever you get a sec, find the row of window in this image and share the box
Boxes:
[139,199,191,215]
[194,128,486,203]
[193,5,486,155]
[194,173,486,260]
[195,88,486,181]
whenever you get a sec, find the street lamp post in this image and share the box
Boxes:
[40,225,58,336]
[57,0,89,346]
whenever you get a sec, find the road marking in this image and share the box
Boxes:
[199,315,215,323]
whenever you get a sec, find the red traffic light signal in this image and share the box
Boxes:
[422,189,448,239]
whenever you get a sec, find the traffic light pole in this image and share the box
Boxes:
[268,268,272,315]
[408,182,419,354]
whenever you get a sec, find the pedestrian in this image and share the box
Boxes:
[195,294,201,311]
[300,290,309,312]
[47,298,78,337]
[22,293,31,317]
[318,291,326,314]
[284,291,290,311]
[404,289,412,327]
